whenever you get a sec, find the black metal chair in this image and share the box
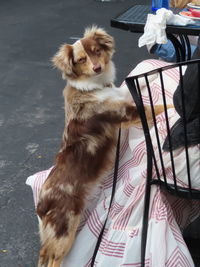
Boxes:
[125,59,200,267]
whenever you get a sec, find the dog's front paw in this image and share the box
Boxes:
[125,105,138,121]
[120,105,141,128]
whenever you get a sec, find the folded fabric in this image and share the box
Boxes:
[138,8,194,51]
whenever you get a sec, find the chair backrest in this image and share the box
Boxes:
[126,60,200,200]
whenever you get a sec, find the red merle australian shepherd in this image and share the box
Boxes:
[36,26,164,267]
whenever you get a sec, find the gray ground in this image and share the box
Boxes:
[0,0,199,267]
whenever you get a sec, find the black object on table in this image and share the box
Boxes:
[111,5,200,62]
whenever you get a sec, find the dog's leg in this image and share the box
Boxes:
[121,104,174,128]
[51,213,81,267]
[38,217,49,267]
[38,246,48,267]
[47,257,54,267]
[51,258,63,267]
[39,213,81,267]
[144,104,174,122]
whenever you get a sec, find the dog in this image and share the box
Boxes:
[36,26,166,267]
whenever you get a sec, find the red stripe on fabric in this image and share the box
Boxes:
[87,209,103,237]
[101,252,123,258]
[165,247,192,267]
[113,185,145,230]
[123,183,135,197]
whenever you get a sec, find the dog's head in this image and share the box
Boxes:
[52,26,115,88]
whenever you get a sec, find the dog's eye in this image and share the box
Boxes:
[95,48,101,56]
[77,57,86,64]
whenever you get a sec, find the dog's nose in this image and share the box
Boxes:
[93,65,102,74]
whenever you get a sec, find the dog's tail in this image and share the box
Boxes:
[38,213,81,267]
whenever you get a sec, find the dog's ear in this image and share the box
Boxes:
[52,44,75,79]
[84,26,115,56]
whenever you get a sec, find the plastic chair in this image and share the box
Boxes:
[125,59,200,267]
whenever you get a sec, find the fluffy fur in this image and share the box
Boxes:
[36,26,165,267]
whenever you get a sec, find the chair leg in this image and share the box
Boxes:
[141,168,152,266]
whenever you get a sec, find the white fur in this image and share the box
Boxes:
[92,86,125,103]
[67,61,116,91]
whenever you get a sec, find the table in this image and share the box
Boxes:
[111,5,200,61]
